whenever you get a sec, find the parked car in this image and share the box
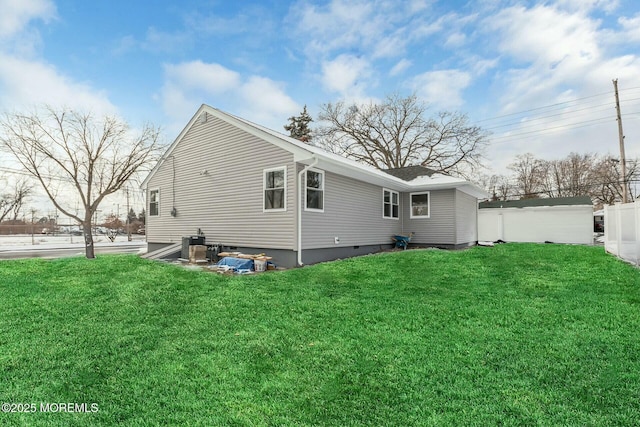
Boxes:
[137,226,145,235]
[594,220,604,233]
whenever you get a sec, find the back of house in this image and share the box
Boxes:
[142,105,487,267]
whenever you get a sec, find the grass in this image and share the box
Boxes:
[0,243,639,426]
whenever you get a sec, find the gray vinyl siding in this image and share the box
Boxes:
[455,190,478,244]
[146,115,296,249]
[300,167,402,249]
[403,189,456,245]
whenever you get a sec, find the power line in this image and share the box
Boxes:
[472,86,640,143]
[482,103,615,133]
[0,166,76,183]
[473,91,614,124]
[488,116,615,144]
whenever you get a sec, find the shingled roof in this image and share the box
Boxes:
[383,166,438,181]
[479,196,593,209]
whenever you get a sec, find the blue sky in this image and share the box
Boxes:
[1,0,640,185]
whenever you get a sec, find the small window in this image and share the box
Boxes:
[383,189,399,219]
[264,167,286,211]
[410,192,430,218]
[305,169,324,211]
[149,189,159,216]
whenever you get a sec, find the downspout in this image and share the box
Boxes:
[297,155,319,266]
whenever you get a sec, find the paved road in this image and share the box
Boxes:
[0,238,147,260]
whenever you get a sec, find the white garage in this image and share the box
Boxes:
[478,196,593,245]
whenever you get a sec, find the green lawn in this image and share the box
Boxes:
[1,244,639,426]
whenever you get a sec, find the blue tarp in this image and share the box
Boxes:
[217,257,254,272]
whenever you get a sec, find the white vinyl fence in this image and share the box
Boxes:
[604,201,640,265]
[478,205,593,244]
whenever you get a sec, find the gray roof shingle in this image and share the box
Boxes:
[383,166,438,181]
[479,196,593,209]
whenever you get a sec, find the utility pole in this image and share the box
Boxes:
[613,78,628,203]
[30,208,36,245]
[126,187,131,241]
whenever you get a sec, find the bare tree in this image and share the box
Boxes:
[0,107,162,258]
[478,173,512,201]
[501,152,639,204]
[508,153,545,199]
[316,93,488,177]
[0,177,32,222]
[591,157,639,206]
[540,153,597,198]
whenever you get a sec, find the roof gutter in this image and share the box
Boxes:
[297,155,318,266]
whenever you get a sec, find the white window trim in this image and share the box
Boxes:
[263,166,287,212]
[304,168,325,212]
[382,188,400,220]
[410,191,431,219]
[149,188,160,217]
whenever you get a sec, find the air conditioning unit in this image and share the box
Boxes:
[182,235,206,259]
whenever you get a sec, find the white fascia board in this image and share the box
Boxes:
[408,177,489,199]
[455,184,490,199]
[304,156,411,190]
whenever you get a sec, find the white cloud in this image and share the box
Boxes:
[143,27,192,53]
[164,61,241,94]
[0,0,56,39]
[476,1,640,176]
[0,0,117,116]
[411,12,475,45]
[482,2,640,117]
[619,13,640,42]
[112,35,137,56]
[320,54,372,98]
[238,76,300,125]
[286,1,482,102]
[488,4,601,66]
[372,32,409,59]
[408,0,429,13]
[159,60,300,132]
[287,0,437,59]
[290,0,380,55]
[483,4,606,113]
[184,12,250,35]
[555,0,619,13]
[411,69,471,109]
[445,32,466,48]
[390,58,412,76]
[0,54,116,114]
[467,57,498,75]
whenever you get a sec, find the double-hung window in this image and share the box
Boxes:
[305,169,324,211]
[410,192,430,218]
[383,189,399,219]
[149,189,159,216]
[264,167,286,211]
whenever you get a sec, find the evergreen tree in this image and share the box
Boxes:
[127,208,137,224]
[284,105,313,142]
